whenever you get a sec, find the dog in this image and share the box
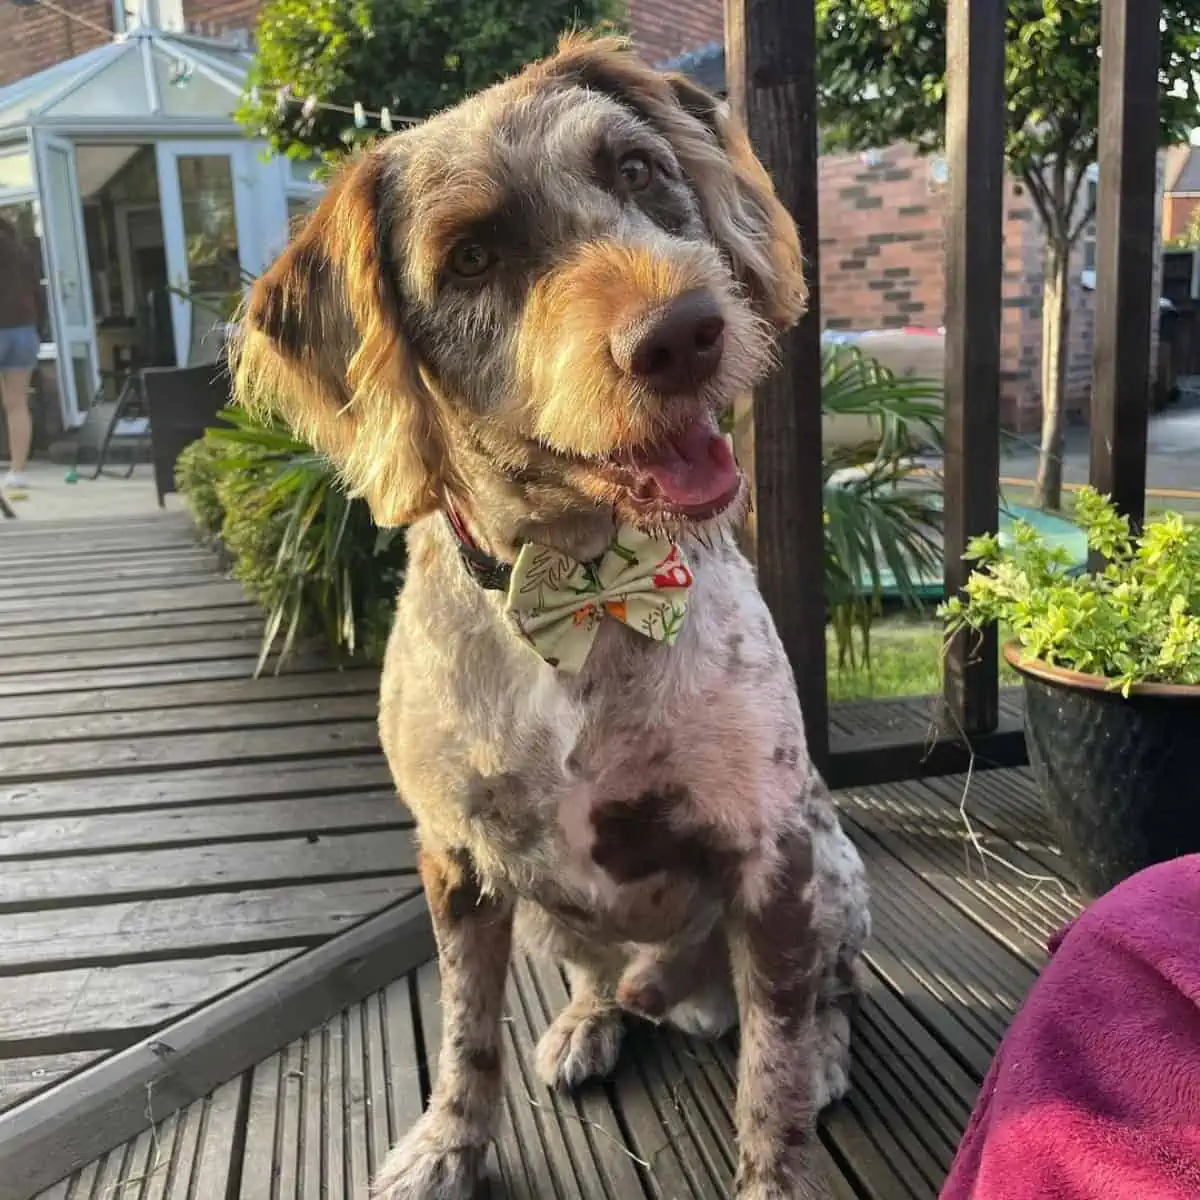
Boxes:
[234,34,870,1200]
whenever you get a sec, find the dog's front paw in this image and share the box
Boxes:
[372,1112,487,1200]
[535,1001,624,1091]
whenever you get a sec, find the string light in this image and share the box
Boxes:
[267,86,419,131]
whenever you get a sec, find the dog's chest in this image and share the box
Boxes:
[514,580,799,916]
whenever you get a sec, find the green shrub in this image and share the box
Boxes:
[175,437,230,541]
[239,0,623,159]
[177,409,406,673]
[942,487,1200,693]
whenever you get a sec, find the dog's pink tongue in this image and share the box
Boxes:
[631,420,738,507]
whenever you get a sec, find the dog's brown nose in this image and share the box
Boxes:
[622,291,725,394]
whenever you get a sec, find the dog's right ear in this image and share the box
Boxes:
[233,148,449,527]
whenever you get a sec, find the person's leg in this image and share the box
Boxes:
[1,366,34,478]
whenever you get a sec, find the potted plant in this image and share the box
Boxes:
[941,487,1200,896]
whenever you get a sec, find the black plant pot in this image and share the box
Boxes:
[1005,643,1200,897]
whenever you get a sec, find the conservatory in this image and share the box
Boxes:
[0,13,321,432]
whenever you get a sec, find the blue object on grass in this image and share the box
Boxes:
[860,500,1088,601]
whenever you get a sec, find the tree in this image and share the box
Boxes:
[816,1,1200,510]
[238,0,623,161]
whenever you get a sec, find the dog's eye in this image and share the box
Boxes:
[617,153,653,192]
[448,241,495,280]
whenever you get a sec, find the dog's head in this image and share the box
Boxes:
[234,35,806,536]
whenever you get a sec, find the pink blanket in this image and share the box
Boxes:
[941,855,1200,1200]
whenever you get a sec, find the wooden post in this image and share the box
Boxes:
[1090,0,1161,529]
[942,0,1005,735]
[725,0,829,770]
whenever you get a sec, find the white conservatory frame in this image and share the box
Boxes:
[0,17,312,429]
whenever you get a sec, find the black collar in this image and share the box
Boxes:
[445,508,512,593]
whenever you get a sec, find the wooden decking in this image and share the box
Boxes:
[1,511,1073,1199]
[30,764,1080,1200]
[0,513,424,1190]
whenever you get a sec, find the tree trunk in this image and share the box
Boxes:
[1034,237,1072,510]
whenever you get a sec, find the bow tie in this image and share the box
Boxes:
[444,511,693,672]
[505,527,694,671]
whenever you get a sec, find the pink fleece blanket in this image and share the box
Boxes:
[941,855,1200,1200]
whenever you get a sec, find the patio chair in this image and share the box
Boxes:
[80,364,150,481]
[142,359,233,507]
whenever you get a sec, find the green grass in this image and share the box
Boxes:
[827,616,1015,702]
[827,498,1200,702]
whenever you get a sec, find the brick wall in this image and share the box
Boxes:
[818,144,1164,432]
[1164,194,1200,243]
[627,0,722,66]
[0,0,115,90]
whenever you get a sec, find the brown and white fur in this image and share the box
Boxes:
[233,35,869,1200]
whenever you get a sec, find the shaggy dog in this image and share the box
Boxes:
[234,35,869,1200]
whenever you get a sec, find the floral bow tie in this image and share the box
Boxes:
[504,526,693,672]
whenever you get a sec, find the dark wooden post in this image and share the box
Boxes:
[942,0,1005,735]
[1089,0,1162,529]
[725,0,829,770]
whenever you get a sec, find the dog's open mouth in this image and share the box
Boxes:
[595,411,743,522]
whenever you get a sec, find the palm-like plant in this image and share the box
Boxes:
[193,407,406,675]
[820,345,944,668]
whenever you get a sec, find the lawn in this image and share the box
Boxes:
[826,495,1200,702]
[827,616,1016,701]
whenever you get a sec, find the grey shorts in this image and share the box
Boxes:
[0,325,40,371]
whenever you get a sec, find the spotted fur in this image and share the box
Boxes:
[234,33,869,1200]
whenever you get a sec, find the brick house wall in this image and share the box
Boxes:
[0,1,114,91]
[626,0,722,68]
[1164,193,1200,243]
[820,143,1164,431]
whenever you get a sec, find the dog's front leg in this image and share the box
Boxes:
[728,828,830,1200]
[374,847,514,1200]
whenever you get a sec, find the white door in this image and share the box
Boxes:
[34,133,99,428]
[157,141,266,367]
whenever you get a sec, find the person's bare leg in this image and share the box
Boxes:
[1,369,33,476]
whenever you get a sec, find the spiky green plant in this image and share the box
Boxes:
[820,345,944,668]
[183,408,406,674]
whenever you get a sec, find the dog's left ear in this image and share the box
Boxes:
[662,72,807,328]
[232,147,453,527]
[542,36,807,330]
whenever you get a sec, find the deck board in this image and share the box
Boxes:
[40,765,1081,1200]
[0,512,418,1144]
[5,510,1077,1199]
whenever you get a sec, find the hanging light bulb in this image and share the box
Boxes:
[301,94,317,121]
[353,102,366,129]
[275,85,291,117]
[380,107,393,133]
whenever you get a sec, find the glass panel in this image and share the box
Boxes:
[176,154,242,360]
[40,145,90,327]
[69,339,95,413]
[287,193,318,233]
[0,150,33,191]
[153,57,238,118]
[0,199,51,341]
[49,47,151,119]
[0,80,63,129]
[289,157,324,186]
